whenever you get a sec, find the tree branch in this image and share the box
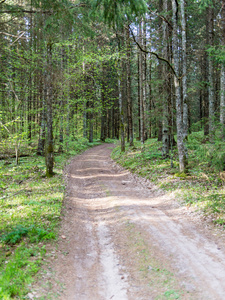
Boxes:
[0,120,10,133]
[0,3,87,14]
[148,9,173,30]
[0,9,52,14]
[129,25,177,78]
[10,31,26,46]
[70,3,88,9]
[0,31,28,39]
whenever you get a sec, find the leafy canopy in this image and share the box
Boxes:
[91,0,147,26]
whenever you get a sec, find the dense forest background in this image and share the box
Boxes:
[2,1,225,298]
[0,0,225,175]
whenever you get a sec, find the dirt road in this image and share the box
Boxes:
[43,144,225,300]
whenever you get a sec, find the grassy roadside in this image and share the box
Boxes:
[111,133,225,227]
[0,139,101,300]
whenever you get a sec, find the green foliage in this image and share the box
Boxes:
[1,226,29,245]
[92,0,147,26]
[0,138,101,297]
[60,137,102,156]
[163,290,180,299]
[198,0,215,10]
[207,46,225,63]
[0,225,55,245]
[0,157,62,296]
[112,139,167,181]
[187,129,225,172]
[0,244,46,299]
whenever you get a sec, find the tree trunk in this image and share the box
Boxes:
[83,102,87,138]
[126,26,134,146]
[207,5,215,141]
[202,54,209,136]
[100,89,106,142]
[149,57,152,138]
[181,0,188,138]
[172,0,188,172]
[118,71,125,151]
[220,0,225,136]
[37,95,46,156]
[58,46,65,153]
[139,20,144,144]
[138,54,141,139]
[162,0,169,158]
[89,99,94,143]
[45,43,54,177]
[143,18,148,141]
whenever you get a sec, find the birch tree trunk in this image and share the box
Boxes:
[172,0,188,172]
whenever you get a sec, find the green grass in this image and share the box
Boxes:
[112,135,225,226]
[0,138,102,299]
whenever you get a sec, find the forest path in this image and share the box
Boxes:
[46,144,225,300]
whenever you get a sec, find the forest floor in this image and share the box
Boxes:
[33,144,225,300]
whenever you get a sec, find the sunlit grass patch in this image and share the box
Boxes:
[0,137,103,298]
[0,243,46,299]
[0,154,64,298]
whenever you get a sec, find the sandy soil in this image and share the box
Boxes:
[34,144,225,300]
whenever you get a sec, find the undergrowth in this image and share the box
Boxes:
[0,138,101,299]
[112,132,225,227]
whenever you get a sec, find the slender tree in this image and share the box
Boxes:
[207,4,215,140]
[220,0,225,134]
[125,25,134,146]
[172,0,188,172]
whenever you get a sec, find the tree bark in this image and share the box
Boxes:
[45,43,54,177]
[181,0,188,138]
[37,95,46,156]
[118,74,125,152]
[162,0,169,158]
[207,5,215,141]
[100,66,107,142]
[172,0,188,172]
[139,20,144,144]
[126,25,134,146]
[220,0,225,136]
